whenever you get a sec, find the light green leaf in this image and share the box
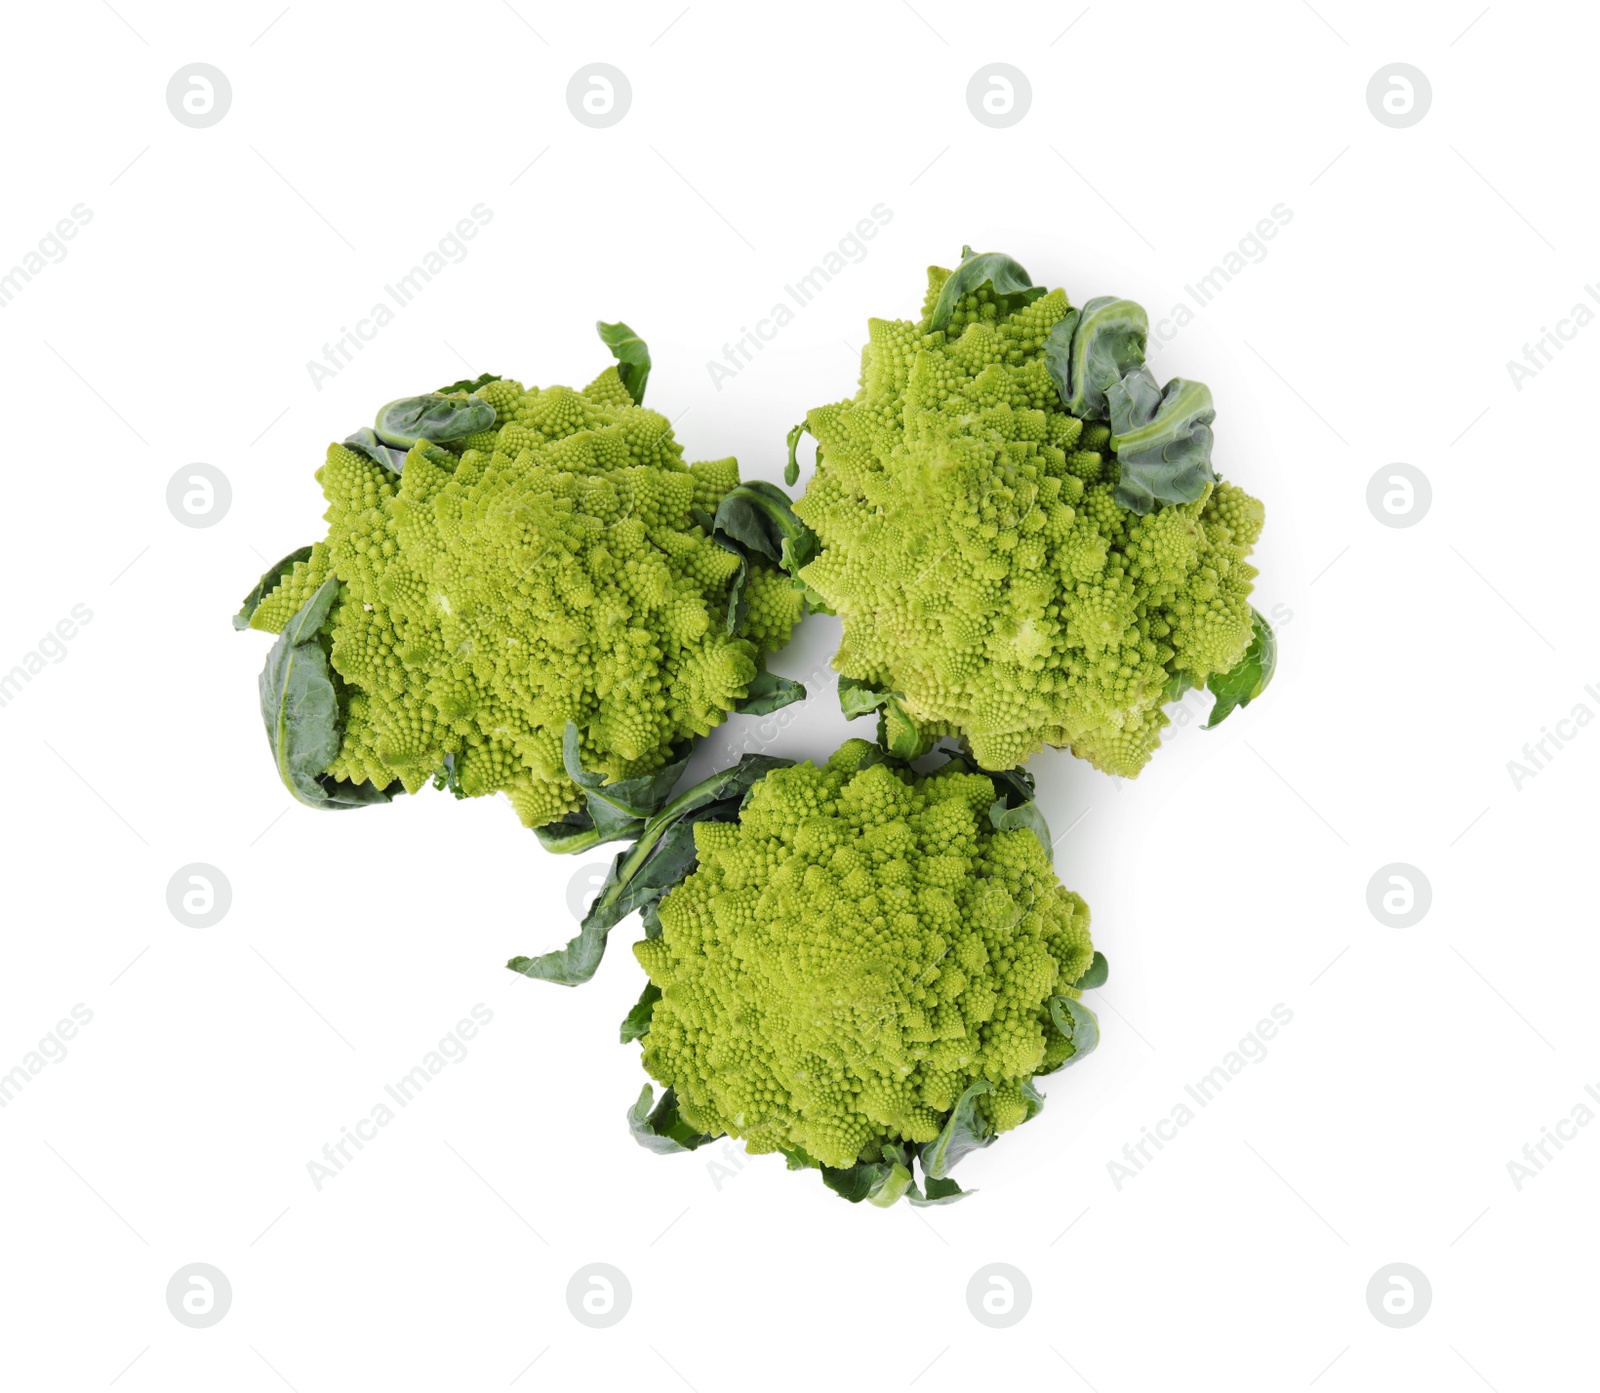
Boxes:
[373,392,495,449]
[1046,296,1149,419]
[233,545,313,630]
[257,578,399,810]
[627,1084,712,1154]
[922,1079,996,1179]
[928,247,1046,333]
[1205,608,1277,729]
[1108,368,1217,514]
[596,321,651,405]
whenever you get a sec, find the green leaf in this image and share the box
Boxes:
[921,1079,996,1179]
[838,675,893,720]
[509,752,793,985]
[1108,368,1217,514]
[436,372,502,395]
[1047,995,1101,1068]
[373,391,495,449]
[1205,608,1277,729]
[596,321,651,405]
[530,811,607,855]
[1070,950,1109,991]
[233,545,313,630]
[704,481,818,634]
[820,1159,913,1206]
[560,721,691,842]
[341,427,409,475]
[257,577,401,810]
[984,762,1054,863]
[627,1085,712,1154]
[620,983,662,1044]
[928,247,1046,333]
[1162,669,1197,704]
[907,1175,971,1207]
[1046,296,1149,419]
[734,668,806,716]
[878,695,935,761]
[784,422,806,487]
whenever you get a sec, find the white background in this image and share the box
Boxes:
[0,1,1592,1388]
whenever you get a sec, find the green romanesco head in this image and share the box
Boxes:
[249,366,804,827]
[794,264,1264,776]
[634,740,1094,1170]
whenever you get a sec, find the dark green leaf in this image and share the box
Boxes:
[627,1084,712,1154]
[257,578,400,810]
[780,1145,821,1171]
[1070,950,1109,991]
[704,481,818,634]
[509,752,793,985]
[1047,995,1101,1068]
[820,1159,913,1206]
[785,422,807,487]
[921,1079,996,1179]
[907,1174,971,1207]
[1205,608,1277,729]
[984,763,1054,863]
[838,675,893,720]
[734,668,806,715]
[341,427,409,475]
[620,983,662,1044]
[1109,368,1217,514]
[928,248,1046,333]
[234,545,313,630]
[531,810,607,855]
[1046,296,1149,419]
[562,721,691,836]
[596,321,651,405]
[436,372,502,395]
[373,392,495,448]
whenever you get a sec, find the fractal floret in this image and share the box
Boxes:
[626,739,1102,1204]
[239,328,807,830]
[792,248,1274,776]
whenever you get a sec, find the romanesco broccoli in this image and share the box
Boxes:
[630,739,1099,1198]
[792,249,1270,776]
[245,350,804,829]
